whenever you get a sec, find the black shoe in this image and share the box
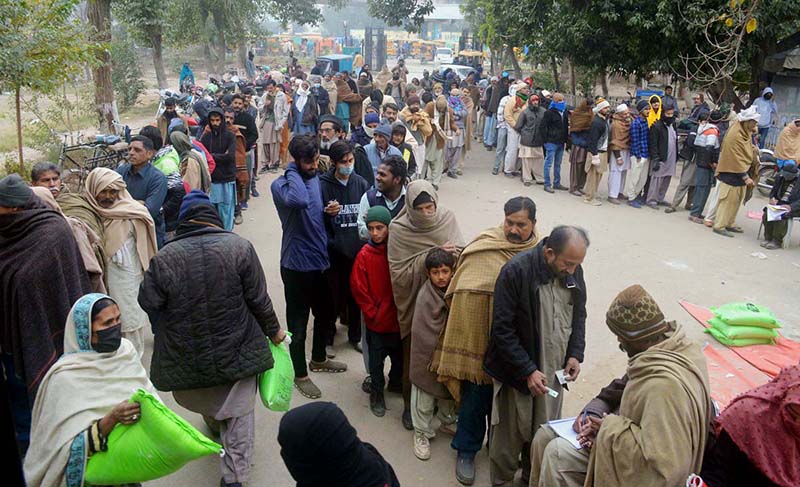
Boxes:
[251,186,260,197]
[455,453,475,485]
[259,165,269,174]
[402,407,413,430]
[544,185,554,194]
[370,390,386,417]
[221,478,243,487]
[386,381,402,394]
[361,375,372,393]
[553,184,568,191]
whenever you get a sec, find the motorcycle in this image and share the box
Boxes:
[757,148,777,197]
[156,89,195,118]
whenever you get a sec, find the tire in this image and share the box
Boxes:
[757,166,776,197]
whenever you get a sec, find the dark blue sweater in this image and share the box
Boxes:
[271,163,329,272]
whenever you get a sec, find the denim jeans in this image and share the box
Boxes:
[451,381,493,457]
[483,114,497,146]
[543,143,564,187]
[494,127,508,172]
[691,167,715,218]
[758,126,770,149]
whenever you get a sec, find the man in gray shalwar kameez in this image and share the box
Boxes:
[646,106,679,208]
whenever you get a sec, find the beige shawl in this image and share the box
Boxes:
[609,112,632,151]
[322,78,338,114]
[717,119,758,176]
[432,226,538,401]
[585,324,711,487]
[83,168,157,271]
[388,180,464,338]
[410,279,450,399]
[31,187,106,293]
[24,294,158,487]
[774,122,800,161]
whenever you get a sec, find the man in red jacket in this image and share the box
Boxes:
[350,206,402,417]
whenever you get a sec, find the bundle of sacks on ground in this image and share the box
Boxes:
[706,302,781,346]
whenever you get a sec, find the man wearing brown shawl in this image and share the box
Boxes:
[84,168,158,358]
[432,197,539,485]
[334,74,364,131]
[388,180,464,431]
[532,285,711,487]
[774,118,800,164]
[0,174,91,460]
[568,99,594,195]
[607,103,632,204]
[713,107,759,237]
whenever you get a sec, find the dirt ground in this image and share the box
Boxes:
[141,137,797,487]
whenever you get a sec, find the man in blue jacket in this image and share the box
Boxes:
[271,134,347,400]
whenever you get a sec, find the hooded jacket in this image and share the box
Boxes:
[350,241,400,333]
[319,169,370,259]
[199,108,236,184]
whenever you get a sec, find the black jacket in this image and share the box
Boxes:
[200,110,237,184]
[139,226,280,391]
[769,175,800,216]
[587,114,609,155]
[649,119,673,164]
[515,106,545,147]
[484,241,587,394]
[234,111,258,149]
[487,81,508,114]
[353,145,375,188]
[319,169,369,259]
[541,107,569,145]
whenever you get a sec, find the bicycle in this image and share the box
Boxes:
[58,134,129,192]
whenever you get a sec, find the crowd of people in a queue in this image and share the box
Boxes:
[1,54,798,487]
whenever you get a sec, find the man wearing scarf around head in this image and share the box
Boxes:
[515,94,546,187]
[388,180,464,430]
[646,105,679,209]
[540,92,570,193]
[532,284,711,487]
[83,167,157,359]
[445,87,467,179]
[503,82,529,176]
[140,191,286,487]
[712,106,760,237]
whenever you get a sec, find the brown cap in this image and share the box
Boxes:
[606,285,669,341]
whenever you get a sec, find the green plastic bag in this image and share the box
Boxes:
[708,318,779,340]
[711,302,781,328]
[259,336,294,411]
[85,389,221,485]
[706,327,775,347]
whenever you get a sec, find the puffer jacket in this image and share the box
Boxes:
[515,105,545,147]
[139,226,280,391]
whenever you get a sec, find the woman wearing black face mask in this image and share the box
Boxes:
[24,293,159,487]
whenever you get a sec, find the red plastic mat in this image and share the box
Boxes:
[702,345,770,410]
[680,300,800,378]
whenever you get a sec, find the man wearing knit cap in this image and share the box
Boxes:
[363,124,402,187]
[531,284,711,487]
[584,100,610,205]
[483,225,588,486]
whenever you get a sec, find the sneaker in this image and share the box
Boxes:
[553,184,568,191]
[294,378,322,399]
[361,375,372,393]
[447,172,458,179]
[628,200,642,209]
[234,214,243,225]
[726,226,744,234]
[240,201,248,210]
[523,181,532,187]
[251,187,260,197]
[386,381,403,394]
[351,341,363,353]
[491,168,499,175]
[309,359,347,373]
[370,390,386,417]
[259,166,269,174]
[456,453,476,485]
[664,206,677,214]
[712,228,734,238]
[325,345,336,358]
[504,172,516,179]
[220,480,243,487]
[607,197,620,205]
[688,216,704,224]
[543,185,554,194]
[402,407,413,430]
[414,433,431,461]
[646,202,659,209]
[583,198,602,206]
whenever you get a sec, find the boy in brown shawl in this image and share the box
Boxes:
[410,248,458,462]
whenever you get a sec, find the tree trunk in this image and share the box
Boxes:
[599,68,609,98]
[211,8,226,75]
[550,57,560,91]
[507,45,521,79]
[88,0,115,134]
[568,59,576,96]
[14,86,23,174]
[152,31,168,90]
[238,43,248,76]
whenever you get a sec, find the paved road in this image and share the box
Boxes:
[147,146,797,487]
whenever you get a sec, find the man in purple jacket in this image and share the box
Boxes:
[271,134,347,400]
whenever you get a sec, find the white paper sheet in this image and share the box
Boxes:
[547,417,582,450]
[767,204,789,222]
